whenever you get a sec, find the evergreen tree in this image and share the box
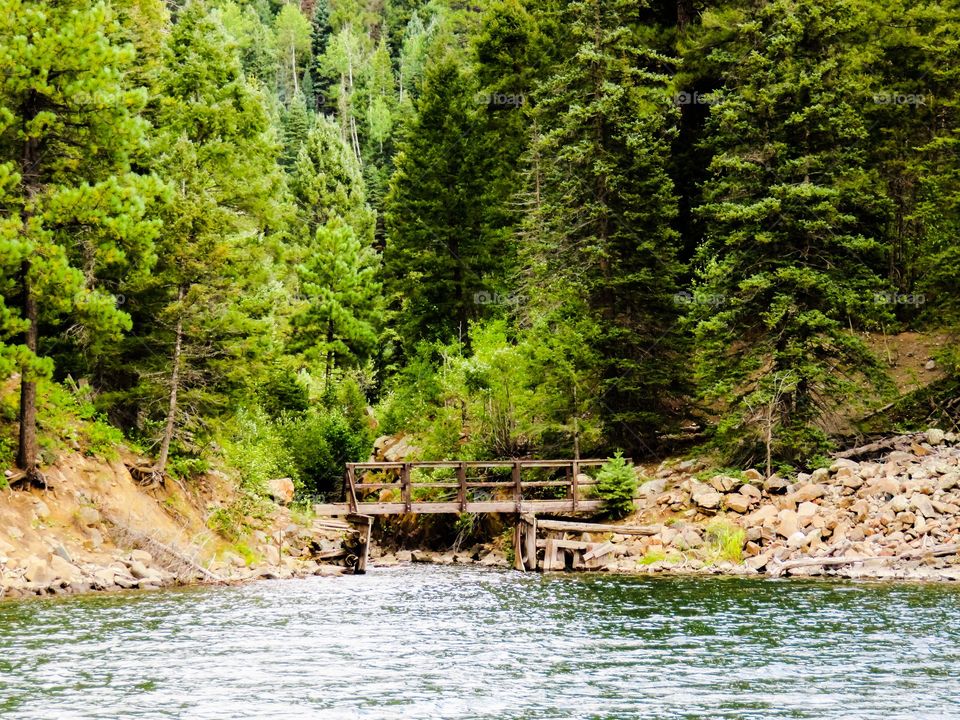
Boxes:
[384,55,503,351]
[691,0,893,463]
[282,91,311,168]
[0,0,161,481]
[130,0,288,474]
[290,116,375,242]
[521,0,686,456]
[293,218,381,386]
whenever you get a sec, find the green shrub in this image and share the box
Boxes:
[595,452,637,519]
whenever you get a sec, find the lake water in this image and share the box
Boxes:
[1,566,959,719]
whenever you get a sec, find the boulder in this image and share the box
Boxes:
[764,476,790,494]
[130,549,154,564]
[692,486,722,510]
[926,428,946,446]
[911,494,938,519]
[747,504,779,526]
[740,484,762,500]
[794,484,826,502]
[709,475,738,493]
[776,509,800,538]
[395,550,413,562]
[796,501,819,521]
[33,500,51,521]
[76,506,101,527]
[49,555,82,584]
[266,477,295,505]
[723,494,752,514]
[23,556,53,585]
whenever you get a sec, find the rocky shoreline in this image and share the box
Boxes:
[4,429,960,601]
[371,429,960,583]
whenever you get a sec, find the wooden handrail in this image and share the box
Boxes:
[343,458,628,515]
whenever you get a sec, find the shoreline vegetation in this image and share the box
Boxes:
[4,428,960,601]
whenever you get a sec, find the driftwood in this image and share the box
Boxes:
[768,543,960,578]
[832,433,923,461]
[535,519,661,536]
[126,463,163,487]
[104,514,223,583]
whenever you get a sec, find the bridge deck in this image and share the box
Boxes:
[334,459,614,516]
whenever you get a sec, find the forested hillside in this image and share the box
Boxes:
[1,0,958,502]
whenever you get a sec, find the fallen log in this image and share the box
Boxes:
[832,433,923,460]
[767,543,960,578]
[535,519,661,536]
[103,514,223,583]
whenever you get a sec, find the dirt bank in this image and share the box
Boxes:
[0,451,357,600]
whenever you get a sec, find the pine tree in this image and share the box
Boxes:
[521,0,686,456]
[282,91,311,169]
[0,0,161,481]
[290,116,375,242]
[691,0,894,463]
[293,218,381,386]
[384,55,504,351]
[132,0,288,474]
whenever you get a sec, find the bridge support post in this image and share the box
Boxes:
[513,518,525,572]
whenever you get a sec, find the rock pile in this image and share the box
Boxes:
[624,429,960,580]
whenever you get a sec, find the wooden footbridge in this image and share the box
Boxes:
[318,459,611,516]
[317,459,638,575]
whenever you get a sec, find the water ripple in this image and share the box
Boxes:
[1,567,960,719]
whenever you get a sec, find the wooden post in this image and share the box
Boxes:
[513,519,525,572]
[457,462,467,512]
[346,465,357,512]
[571,460,580,512]
[512,461,522,513]
[401,463,412,513]
[346,514,372,574]
[524,515,538,571]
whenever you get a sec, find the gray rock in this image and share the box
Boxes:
[76,506,100,527]
[764,476,790,494]
[926,428,945,446]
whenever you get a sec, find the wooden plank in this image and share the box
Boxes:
[536,519,660,535]
[513,522,524,571]
[582,542,615,561]
[535,539,594,551]
[347,459,612,470]
[543,538,558,571]
[346,466,358,512]
[572,460,579,511]
[325,499,606,515]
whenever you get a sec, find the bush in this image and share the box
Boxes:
[595,452,637,519]
[280,409,371,500]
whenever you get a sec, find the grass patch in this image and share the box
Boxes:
[705,519,746,564]
[638,549,667,565]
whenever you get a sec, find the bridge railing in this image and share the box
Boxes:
[344,459,613,515]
